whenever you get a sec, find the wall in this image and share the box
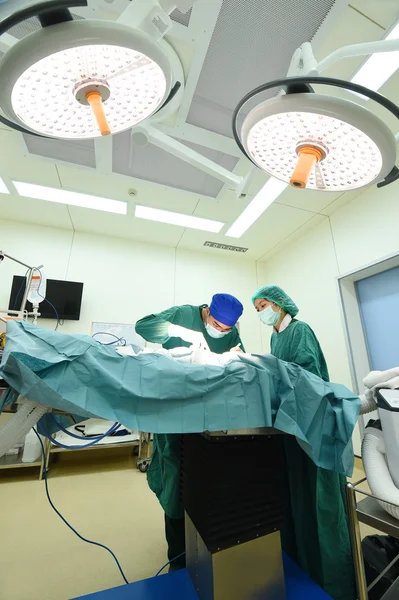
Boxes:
[0,220,263,353]
[258,182,399,454]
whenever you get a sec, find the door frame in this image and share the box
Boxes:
[336,251,399,438]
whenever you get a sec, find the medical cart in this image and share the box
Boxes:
[347,480,399,600]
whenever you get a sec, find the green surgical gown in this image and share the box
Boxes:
[135,304,243,520]
[271,319,355,600]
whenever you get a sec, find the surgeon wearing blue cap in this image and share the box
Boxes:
[135,294,244,571]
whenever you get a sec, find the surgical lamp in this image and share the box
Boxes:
[0,2,398,196]
[0,0,175,139]
[233,42,399,191]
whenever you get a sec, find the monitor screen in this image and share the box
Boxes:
[9,277,84,320]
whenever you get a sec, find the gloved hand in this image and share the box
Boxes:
[230,344,243,353]
[359,367,399,415]
[168,324,210,351]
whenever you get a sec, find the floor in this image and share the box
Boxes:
[0,452,376,600]
[0,448,166,600]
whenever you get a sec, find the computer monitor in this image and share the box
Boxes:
[8,277,84,320]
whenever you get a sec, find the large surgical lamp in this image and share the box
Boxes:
[0,0,175,139]
[233,76,399,191]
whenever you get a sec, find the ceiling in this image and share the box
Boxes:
[0,0,398,262]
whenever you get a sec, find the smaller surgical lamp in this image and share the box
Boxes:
[233,75,399,192]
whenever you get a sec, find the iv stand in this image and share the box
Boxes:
[0,251,43,313]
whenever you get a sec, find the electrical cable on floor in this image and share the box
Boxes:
[155,552,186,576]
[32,428,130,585]
[37,419,121,449]
[34,421,182,585]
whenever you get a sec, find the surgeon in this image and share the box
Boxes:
[252,285,355,600]
[135,294,244,571]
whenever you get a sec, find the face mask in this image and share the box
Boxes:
[259,306,280,327]
[205,321,230,339]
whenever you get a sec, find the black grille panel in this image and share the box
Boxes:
[182,433,286,553]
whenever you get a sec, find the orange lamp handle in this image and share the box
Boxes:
[86,91,111,137]
[290,146,323,189]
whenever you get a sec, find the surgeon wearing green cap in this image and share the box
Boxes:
[252,285,355,600]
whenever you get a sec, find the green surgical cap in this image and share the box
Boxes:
[251,285,299,317]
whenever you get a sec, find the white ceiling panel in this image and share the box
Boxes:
[275,187,344,215]
[56,162,201,214]
[319,187,365,216]
[56,164,199,245]
[177,197,317,259]
[257,214,328,262]
[67,204,184,246]
[349,0,399,29]
[0,193,73,230]
[236,201,318,260]
[314,4,386,82]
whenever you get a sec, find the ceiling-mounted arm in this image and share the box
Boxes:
[315,38,399,74]
[286,38,399,149]
[132,123,246,189]
[117,0,198,41]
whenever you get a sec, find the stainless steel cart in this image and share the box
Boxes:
[346,479,399,600]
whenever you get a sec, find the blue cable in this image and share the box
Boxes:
[32,428,129,585]
[37,420,121,449]
[92,332,127,346]
[48,413,121,441]
[155,552,186,576]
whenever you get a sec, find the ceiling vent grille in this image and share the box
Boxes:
[8,12,83,40]
[170,7,192,27]
[204,241,248,253]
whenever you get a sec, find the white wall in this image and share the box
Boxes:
[258,182,399,454]
[0,219,263,353]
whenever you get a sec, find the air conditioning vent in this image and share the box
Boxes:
[204,241,248,253]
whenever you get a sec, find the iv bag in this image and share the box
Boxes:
[27,273,46,305]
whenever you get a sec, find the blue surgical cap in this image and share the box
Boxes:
[209,293,244,327]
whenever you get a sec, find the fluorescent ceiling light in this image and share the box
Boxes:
[0,177,10,194]
[13,181,127,215]
[225,178,288,239]
[351,21,399,96]
[135,205,224,233]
